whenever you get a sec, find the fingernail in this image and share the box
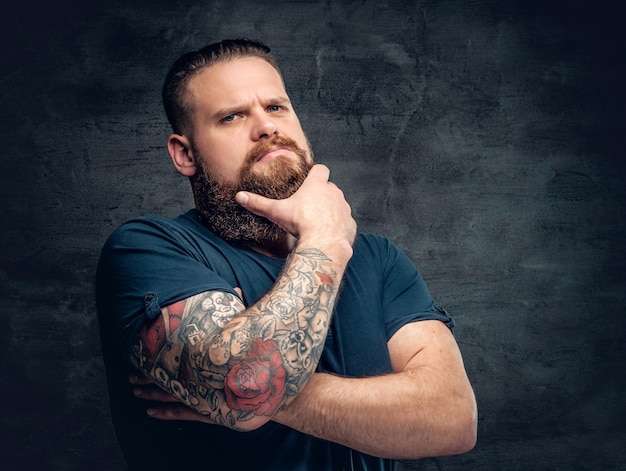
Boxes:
[236,192,249,205]
[147,408,156,417]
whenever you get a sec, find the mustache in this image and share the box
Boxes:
[245,135,307,165]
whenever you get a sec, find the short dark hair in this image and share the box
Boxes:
[162,38,280,135]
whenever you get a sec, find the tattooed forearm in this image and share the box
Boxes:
[131,247,342,430]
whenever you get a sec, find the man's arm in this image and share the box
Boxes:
[133,319,477,458]
[131,165,356,431]
[272,320,478,459]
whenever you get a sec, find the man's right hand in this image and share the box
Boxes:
[131,166,356,433]
[235,164,356,263]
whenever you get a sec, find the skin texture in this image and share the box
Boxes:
[130,55,477,457]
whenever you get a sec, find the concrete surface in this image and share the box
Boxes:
[1,0,624,469]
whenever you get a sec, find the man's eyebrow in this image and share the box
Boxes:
[212,104,244,119]
[212,103,246,119]
[212,97,292,120]
[268,96,291,106]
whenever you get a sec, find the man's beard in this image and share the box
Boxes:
[191,135,314,246]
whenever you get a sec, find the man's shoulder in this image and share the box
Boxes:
[355,232,389,244]
[351,232,418,275]
[100,209,231,262]
[353,232,396,256]
[107,210,202,241]
[118,209,197,230]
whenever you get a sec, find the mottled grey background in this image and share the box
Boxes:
[1,0,624,469]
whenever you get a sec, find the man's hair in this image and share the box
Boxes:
[162,38,280,135]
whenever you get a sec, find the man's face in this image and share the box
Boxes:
[186,57,313,184]
[184,57,314,244]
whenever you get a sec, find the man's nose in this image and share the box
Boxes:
[251,113,278,141]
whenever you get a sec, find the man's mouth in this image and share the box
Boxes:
[255,146,292,163]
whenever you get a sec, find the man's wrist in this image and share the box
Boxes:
[295,237,353,267]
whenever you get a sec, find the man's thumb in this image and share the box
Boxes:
[235,191,272,217]
[235,191,250,206]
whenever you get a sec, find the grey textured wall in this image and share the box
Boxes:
[1,0,624,469]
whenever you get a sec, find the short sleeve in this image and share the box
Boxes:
[96,217,237,364]
[378,237,455,339]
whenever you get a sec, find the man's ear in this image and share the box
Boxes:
[167,134,198,177]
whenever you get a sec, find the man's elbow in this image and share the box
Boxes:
[401,395,477,460]
[448,395,478,455]
[227,414,272,432]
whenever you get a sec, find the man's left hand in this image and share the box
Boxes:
[130,374,213,423]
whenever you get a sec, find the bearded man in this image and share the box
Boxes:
[96,38,477,471]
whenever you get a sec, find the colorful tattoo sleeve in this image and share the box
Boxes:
[131,248,340,429]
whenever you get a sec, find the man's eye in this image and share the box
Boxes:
[268,105,283,112]
[221,115,236,123]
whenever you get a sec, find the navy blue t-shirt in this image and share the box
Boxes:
[96,209,453,471]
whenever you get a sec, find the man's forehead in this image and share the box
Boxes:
[187,57,286,100]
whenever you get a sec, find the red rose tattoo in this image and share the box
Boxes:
[224,338,287,416]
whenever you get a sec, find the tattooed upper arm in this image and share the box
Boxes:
[131,290,255,429]
[129,248,342,431]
